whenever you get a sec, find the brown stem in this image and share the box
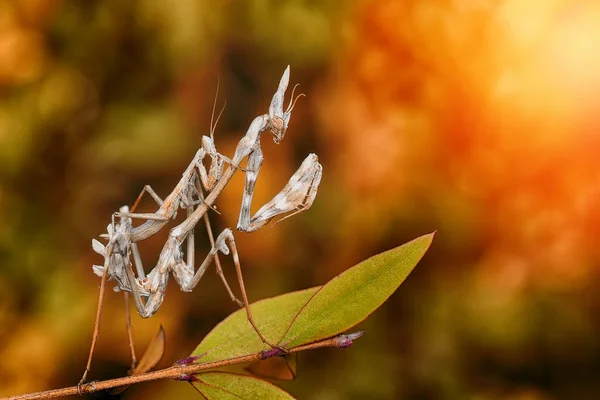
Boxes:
[1,335,356,400]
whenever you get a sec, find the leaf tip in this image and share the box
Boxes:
[417,231,436,249]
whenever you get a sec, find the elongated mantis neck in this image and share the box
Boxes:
[170,115,269,241]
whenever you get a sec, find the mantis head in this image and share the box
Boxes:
[268,66,304,144]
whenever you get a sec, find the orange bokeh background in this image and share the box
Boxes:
[1,1,600,398]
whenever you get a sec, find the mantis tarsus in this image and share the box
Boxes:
[80,66,323,387]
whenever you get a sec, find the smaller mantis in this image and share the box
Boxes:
[80,67,322,386]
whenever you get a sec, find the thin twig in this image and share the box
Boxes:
[1,334,362,400]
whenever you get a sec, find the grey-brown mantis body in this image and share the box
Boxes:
[80,66,322,386]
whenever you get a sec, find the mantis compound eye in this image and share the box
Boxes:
[269,116,285,143]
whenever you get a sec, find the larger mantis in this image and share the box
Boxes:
[80,66,323,386]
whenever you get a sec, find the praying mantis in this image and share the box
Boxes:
[80,66,323,386]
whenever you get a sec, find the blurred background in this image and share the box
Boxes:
[1,0,600,399]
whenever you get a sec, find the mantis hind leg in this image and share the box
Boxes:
[172,228,278,348]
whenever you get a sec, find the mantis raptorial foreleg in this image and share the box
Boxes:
[236,147,264,232]
[250,153,322,228]
[237,152,322,232]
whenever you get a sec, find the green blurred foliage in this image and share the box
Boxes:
[1,0,600,399]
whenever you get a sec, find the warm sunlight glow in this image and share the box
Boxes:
[547,6,600,99]
[490,1,600,147]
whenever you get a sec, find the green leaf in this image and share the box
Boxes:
[192,372,295,399]
[279,233,434,349]
[191,287,319,362]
